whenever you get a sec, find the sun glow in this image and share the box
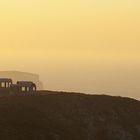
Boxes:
[0,0,140,98]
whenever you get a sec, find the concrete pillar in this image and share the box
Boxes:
[25,87,28,92]
[6,82,8,88]
[29,87,33,92]
[8,82,10,87]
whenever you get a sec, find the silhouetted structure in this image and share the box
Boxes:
[0,78,12,93]
[0,78,37,94]
[10,81,36,94]
[0,71,43,90]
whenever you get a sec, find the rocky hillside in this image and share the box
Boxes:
[0,91,139,140]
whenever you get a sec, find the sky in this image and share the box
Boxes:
[0,0,140,99]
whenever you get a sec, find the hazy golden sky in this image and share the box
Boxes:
[0,0,140,98]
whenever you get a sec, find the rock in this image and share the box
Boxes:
[136,125,140,133]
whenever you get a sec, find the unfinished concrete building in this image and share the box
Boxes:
[0,78,13,93]
[11,81,36,93]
